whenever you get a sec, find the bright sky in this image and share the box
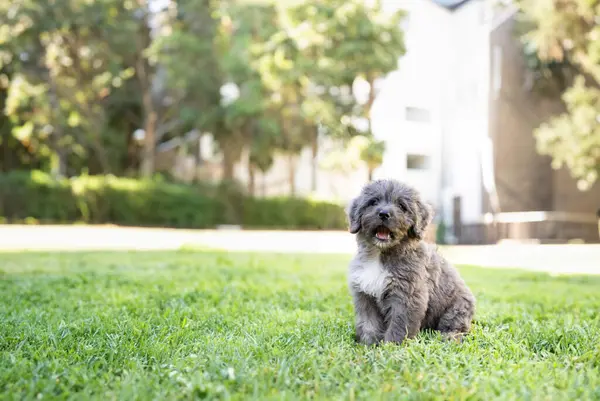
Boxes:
[149,0,169,12]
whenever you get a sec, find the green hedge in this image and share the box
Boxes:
[0,170,347,230]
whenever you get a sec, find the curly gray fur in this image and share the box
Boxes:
[346,179,476,345]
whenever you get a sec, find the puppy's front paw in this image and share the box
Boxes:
[356,329,382,346]
[441,331,465,343]
[384,329,407,344]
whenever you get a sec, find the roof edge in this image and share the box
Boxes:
[430,0,474,12]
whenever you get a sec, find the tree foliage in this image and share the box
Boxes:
[360,137,386,181]
[0,0,407,187]
[255,0,405,188]
[518,0,600,189]
[535,76,600,189]
[1,0,137,175]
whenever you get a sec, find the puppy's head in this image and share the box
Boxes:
[347,179,433,249]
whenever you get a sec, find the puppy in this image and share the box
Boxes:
[346,179,475,345]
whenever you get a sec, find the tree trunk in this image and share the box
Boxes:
[192,134,201,165]
[221,142,236,181]
[366,75,376,132]
[288,153,296,196]
[91,135,111,175]
[50,146,67,178]
[366,76,376,116]
[248,160,256,196]
[140,108,157,178]
[126,128,138,174]
[220,131,244,182]
[47,78,66,178]
[138,55,156,178]
[366,76,378,183]
[310,128,318,192]
[1,128,10,172]
[136,9,156,178]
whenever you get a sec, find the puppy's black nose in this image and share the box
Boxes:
[378,210,390,220]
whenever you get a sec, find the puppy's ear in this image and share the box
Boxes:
[346,197,362,234]
[409,199,433,240]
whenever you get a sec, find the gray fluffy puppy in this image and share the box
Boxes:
[346,179,475,345]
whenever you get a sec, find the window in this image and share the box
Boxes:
[407,154,430,170]
[405,107,431,123]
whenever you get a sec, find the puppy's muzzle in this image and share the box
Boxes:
[378,209,391,221]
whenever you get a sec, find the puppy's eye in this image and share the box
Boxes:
[397,202,407,212]
[367,198,379,207]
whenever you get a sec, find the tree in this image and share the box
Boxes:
[248,118,278,195]
[152,1,283,186]
[256,0,406,191]
[318,134,384,182]
[535,77,600,190]
[252,16,312,194]
[360,136,386,181]
[0,66,32,172]
[1,0,136,176]
[518,0,600,189]
[287,0,406,125]
[0,0,407,188]
[216,3,281,184]
[135,0,225,178]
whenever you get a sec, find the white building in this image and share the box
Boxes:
[371,0,516,231]
[169,0,515,228]
[157,0,600,242]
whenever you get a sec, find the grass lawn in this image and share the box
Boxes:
[1,250,600,400]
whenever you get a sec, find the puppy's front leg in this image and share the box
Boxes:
[382,289,427,344]
[353,291,384,345]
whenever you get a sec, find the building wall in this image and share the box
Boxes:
[372,0,452,209]
[488,15,600,216]
[439,0,489,226]
[488,15,558,213]
[553,168,600,214]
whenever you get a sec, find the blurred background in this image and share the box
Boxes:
[0,0,599,245]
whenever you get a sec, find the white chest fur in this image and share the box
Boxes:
[349,258,389,299]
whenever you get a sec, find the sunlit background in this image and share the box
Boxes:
[1,0,599,245]
[2,2,600,399]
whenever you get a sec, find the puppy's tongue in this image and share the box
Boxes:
[376,227,391,240]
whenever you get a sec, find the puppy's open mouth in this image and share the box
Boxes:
[374,226,393,241]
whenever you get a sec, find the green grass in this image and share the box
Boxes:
[1,251,600,400]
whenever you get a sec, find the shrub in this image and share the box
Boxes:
[0,170,347,230]
[0,170,79,222]
[242,197,347,230]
